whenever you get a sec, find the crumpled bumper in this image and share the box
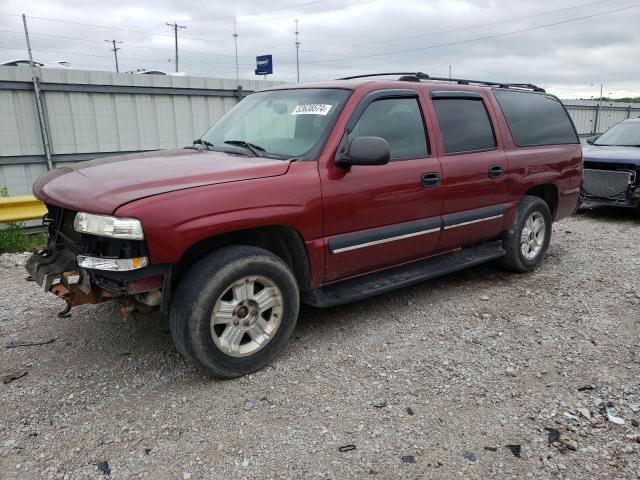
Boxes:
[25,248,119,306]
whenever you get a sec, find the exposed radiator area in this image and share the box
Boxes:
[582,168,636,199]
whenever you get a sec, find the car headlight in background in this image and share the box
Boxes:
[73,212,144,240]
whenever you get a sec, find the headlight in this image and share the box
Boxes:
[73,212,144,240]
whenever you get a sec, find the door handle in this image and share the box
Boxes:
[421,172,440,188]
[488,165,503,178]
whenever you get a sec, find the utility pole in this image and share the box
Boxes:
[295,19,300,83]
[22,14,53,171]
[448,65,451,79]
[166,21,186,72]
[104,39,122,73]
[233,17,239,86]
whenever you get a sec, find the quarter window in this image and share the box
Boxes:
[349,98,428,160]
[433,98,496,154]
[493,89,579,146]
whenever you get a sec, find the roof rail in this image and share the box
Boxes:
[336,72,546,93]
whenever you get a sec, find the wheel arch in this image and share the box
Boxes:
[170,225,311,296]
[524,184,558,218]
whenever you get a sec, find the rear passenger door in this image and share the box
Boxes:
[429,91,509,251]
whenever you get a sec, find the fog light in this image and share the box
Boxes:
[77,255,148,271]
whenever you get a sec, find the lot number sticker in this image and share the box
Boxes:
[292,104,333,115]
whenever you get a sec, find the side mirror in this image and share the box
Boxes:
[337,136,390,169]
[586,135,598,145]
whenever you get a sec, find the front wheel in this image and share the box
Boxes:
[170,245,300,378]
[499,195,552,272]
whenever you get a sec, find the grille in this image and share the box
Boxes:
[583,169,635,200]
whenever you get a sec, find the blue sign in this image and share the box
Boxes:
[255,55,273,75]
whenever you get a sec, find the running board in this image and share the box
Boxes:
[303,240,505,307]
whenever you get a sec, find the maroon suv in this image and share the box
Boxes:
[26,73,582,378]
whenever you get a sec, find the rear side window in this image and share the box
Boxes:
[493,90,578,146]
[433,99,496,154]
[349,98,428,160]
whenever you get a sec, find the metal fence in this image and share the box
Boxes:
[0,67,283,196]
[2,68,639,196]
[562,99,640,143]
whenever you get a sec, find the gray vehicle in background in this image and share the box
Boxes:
[582,118,640,208]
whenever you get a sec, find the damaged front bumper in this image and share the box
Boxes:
[26,248,115,306]
[26,247,171,313]
[581,166,640,207]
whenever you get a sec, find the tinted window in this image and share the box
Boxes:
[493,90,578,146]
[433,99,496,154]
[349,98,428,160]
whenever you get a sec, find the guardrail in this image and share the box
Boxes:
[0,196,46,223]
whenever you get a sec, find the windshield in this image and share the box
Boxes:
[201,88,351,159]
[594,122,640,146]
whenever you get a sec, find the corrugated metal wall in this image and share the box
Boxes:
[562,99,640,142]
[0,67,283,195]
[2,68,640,196]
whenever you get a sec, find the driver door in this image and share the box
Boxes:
[320,89,443,282]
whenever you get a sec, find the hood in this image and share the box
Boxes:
[34,149,292,214]
[583,144,640,167]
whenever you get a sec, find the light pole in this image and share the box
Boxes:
[295,19,300,83]
[233,17,239,87]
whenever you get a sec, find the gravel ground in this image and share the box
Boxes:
[1,206,639,480]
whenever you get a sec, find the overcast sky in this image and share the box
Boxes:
[1,0,639,98]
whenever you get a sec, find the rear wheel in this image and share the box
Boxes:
[170,245,299,378]
[499,195,552,272]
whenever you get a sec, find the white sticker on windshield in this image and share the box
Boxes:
[292,104,333,116]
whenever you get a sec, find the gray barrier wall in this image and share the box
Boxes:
[1,68,639,195]
[0,67,283,195]
[563,99,640,143]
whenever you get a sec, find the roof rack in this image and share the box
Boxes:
[336,72,546,93]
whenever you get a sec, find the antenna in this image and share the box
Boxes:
[105,39,122,73]
[166,21,186,72]
[295,19,300,83]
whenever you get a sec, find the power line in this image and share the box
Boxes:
[281,4,640,66]
[104,39,122,72]
[345,0,624,49]
[176,0,330,22]
[184,0,381,26]
[0,44,300,73]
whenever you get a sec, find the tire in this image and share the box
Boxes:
[170,245,300,378]
[499,195,552,273]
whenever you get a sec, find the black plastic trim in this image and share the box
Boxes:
[328,216,441,254]
[303,240,506,307]
[442,204,506,229]
[430,90,483,100]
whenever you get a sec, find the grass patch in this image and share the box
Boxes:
[0,187,46,253]
[0,222,46,254]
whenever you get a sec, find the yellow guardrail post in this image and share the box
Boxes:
[0,196,47,223]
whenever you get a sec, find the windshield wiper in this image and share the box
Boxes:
[224,140,266,157]
[192,139,215,150]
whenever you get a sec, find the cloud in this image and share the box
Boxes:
[0,0,638,97]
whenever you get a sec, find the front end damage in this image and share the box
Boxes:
[26,204,169,317]
[582,161,640,208]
